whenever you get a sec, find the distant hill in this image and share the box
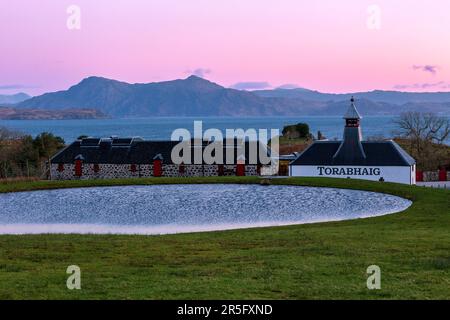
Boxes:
[0,93,31,105]
[253,88,450,105]
[0,107,107,120]
[16,76,450,116]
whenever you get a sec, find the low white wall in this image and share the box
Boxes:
[290,165,414,185]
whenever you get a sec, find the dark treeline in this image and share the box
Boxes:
[0,127,65,179]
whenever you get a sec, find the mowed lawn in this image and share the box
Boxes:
[0,177,448,299]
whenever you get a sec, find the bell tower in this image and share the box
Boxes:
[332,97,366,164]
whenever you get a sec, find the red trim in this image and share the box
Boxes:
[438,169,447,181]
[130,164,137,173]
[74,160,82,177]
[57,163,64,172]
[153,160,162,177]
[416,170,423,182]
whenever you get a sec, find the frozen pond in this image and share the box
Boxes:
[0,184,412,235]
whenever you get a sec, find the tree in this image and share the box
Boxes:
[0,128,66,179]
[33,132,65,160]
[32,132,65,179]
[0,127,25,178]
[395,112,450,170]
[282,123,310,139]
[317,130,326,140]
[396,112,449,144]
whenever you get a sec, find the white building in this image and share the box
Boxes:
[289,98,416,185]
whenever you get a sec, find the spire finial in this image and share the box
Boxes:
[343,96,362,119]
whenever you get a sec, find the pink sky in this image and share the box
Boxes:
[1,0,450,96]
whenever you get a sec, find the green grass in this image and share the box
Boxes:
[0,177,449,299]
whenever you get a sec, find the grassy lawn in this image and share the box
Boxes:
[0,177,449,299]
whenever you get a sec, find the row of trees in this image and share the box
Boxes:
[0,127,65,179]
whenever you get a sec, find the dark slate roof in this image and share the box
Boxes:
[290,140,415,166]
[51,138,269,165]
[332,127,366,163]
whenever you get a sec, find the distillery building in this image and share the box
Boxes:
[289,98,416,184]
[49,138,269,180]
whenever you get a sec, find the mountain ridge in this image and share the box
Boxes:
[16,76,450,117]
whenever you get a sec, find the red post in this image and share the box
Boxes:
[57,163,64,172]
[74,160,83,177]
[153,159,162,177]
[416,170,423,182]
[438,169,447,181]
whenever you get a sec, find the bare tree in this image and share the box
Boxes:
[396,112,449,145]
[395,112,450,170]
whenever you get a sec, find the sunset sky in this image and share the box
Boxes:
[1,0,449,96]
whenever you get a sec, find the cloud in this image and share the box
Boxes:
[187,68,211,78]
[412,65,439,75]
[230,81,272,90]
[393,81,450,90]
[276,83,300,89]
[0,84,30,90]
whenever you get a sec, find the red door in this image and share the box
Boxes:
[153,160,162,177]
[236,163,245,176]
[74,160,82,177]
[218,164,224,176]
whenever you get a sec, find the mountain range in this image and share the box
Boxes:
[11,76,450,117]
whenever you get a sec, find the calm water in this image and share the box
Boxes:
[0,184,411,235]
[0,116,401,142]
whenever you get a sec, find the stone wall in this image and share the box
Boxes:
[421,170,450,182]
[423,171,439,182]
[50,163,259,180]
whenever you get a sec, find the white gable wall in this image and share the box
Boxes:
[290,165,415,185]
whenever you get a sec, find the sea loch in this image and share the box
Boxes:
[0,115,401,142]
